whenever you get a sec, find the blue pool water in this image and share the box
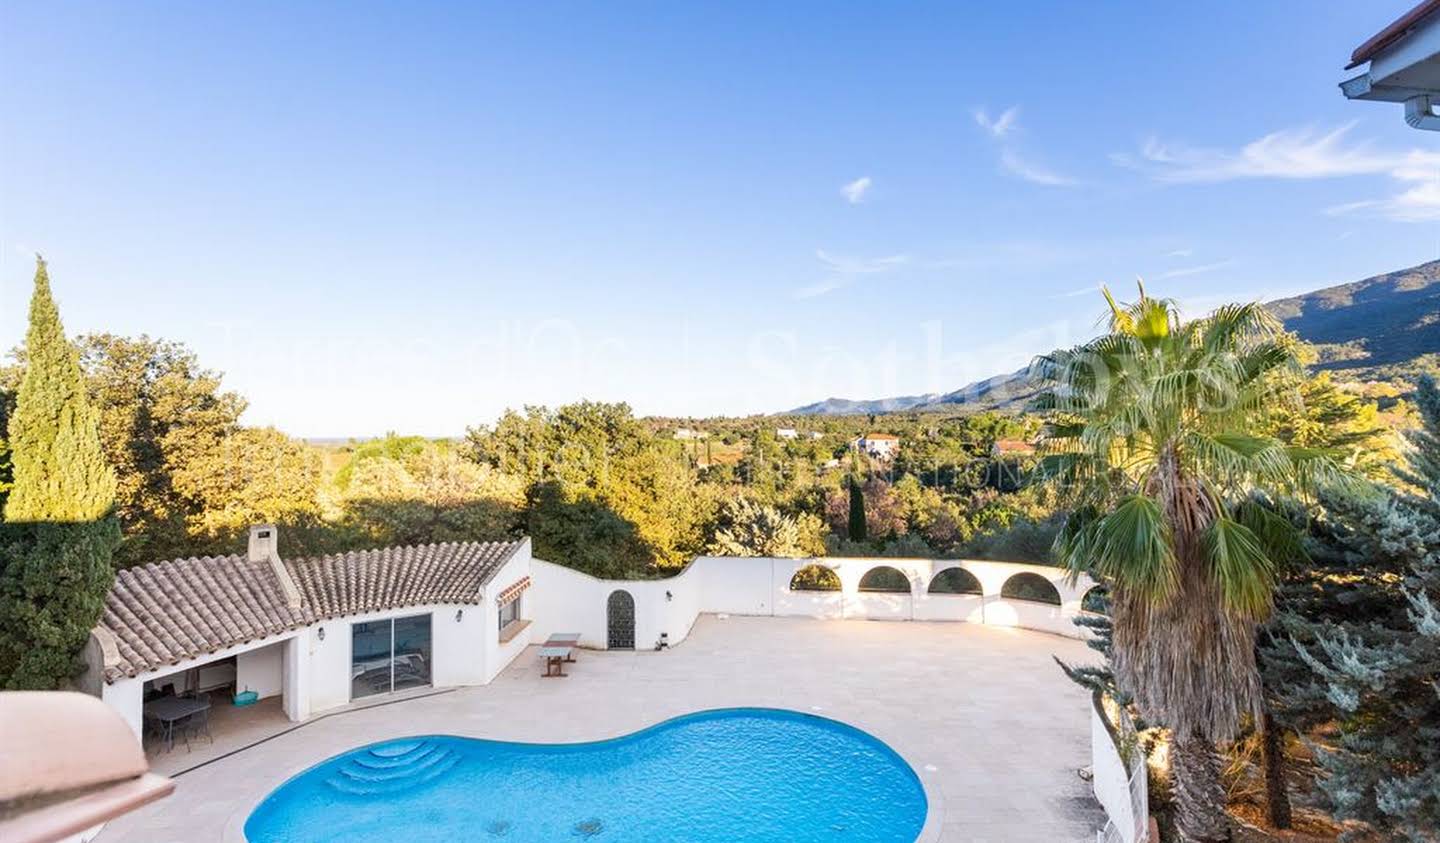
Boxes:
[244,708,927,843]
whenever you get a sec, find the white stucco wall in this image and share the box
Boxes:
[482,544,536,683]
[236,641,284,700]
[526,555,1097,650]
[101,676,144,740]
[308,602,495,715]
[529,559,705,650]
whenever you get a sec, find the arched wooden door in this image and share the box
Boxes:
[607,590,635,650]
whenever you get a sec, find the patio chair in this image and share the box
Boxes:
[177,694,212,751]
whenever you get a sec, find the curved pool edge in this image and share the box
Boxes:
[223,705,943,843]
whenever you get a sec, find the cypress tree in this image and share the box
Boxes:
[847,474,867,542]
[0,257,119,689]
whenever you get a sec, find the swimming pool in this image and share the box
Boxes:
[244,708,927,842]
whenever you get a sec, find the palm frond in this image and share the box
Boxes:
[1091,495,1177,603]
[1203,516,1275,619]
[1233,498,1307,570]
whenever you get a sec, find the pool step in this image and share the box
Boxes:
[325,741,462,795]
[352,742,443,770]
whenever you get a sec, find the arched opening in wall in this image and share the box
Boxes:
[606,590,635,650]
[788,564,841,592]
[1081,586,1110,615]
[927,567,982,595]
[858,566,911,593]
[1000,572,1062,606]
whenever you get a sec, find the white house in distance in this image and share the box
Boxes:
[853,432,900,459]
[81,526,535,739]
[1341,0,1440,130]
[775,427,799,440]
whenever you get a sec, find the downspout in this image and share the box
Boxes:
[1405,95,1440,131]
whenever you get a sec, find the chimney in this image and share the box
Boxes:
[248,524,278,563]
[248,524,304,611]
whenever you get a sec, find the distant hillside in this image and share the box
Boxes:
[787,368,1034,416]
[1266,260,1440,383]
[785,260,1440,415]
[788,393,941,416]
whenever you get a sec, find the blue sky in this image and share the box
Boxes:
[3,1,1438,437]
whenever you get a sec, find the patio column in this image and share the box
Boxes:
[282,634,310,722]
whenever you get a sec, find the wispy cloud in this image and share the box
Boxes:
[999,149,1077,187]
[974,106,1020,139]
[1048,284,1104,299]
[1117,124,1408,182]
[814,249,908,274]
[1326,178,1440,222]
[840,176,872,204]
[794,250,908,299]
[974,104,1077,188]
[794,279,847,300]
[1165,248,1193,258]
[1155,259,1233,280]
[1115,123,1440,221]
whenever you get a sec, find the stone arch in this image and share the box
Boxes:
[789,564,841,592]
[1081,585,1110,615]
[858,565,912,593]
[999,572,1062,606]
[606,590,635,650]
[927,566,983,595]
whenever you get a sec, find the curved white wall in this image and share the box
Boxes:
[529,556,1099,649]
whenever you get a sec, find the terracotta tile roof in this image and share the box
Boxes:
[96,539,523,683]
[286,541,522,619]
[100,555,310,684]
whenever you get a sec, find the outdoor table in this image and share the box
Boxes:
[545,633,581,661]
[143,695,210,753]
[539,646,572,677]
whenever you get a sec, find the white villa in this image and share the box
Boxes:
[80,524,1098,743]
[854,432,900,459]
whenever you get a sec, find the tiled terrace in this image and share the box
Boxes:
[98,615,1106,843]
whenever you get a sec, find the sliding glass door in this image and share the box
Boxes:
[350,614,432,700]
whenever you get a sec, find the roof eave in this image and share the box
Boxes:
[1349,0,1440,69]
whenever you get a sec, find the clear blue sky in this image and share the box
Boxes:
[3,1,1438,437]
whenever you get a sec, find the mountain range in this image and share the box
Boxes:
[785,260,1440,416]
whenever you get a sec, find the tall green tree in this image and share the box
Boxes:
[1266,377,1440,840]
[0,258,120,688]
[468,401,709,574]
[1035,285,1340,842]
[341,439,526,546]
[847,474,867,542]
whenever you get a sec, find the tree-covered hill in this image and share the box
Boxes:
[787,261,1440,415]
[1265,259,1440,383]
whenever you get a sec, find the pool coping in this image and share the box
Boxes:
[217,703,946,843]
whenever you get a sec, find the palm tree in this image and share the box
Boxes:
[1032,284,1340,842]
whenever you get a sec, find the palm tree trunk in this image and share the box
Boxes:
[1260,708,1292,829]
[1171,735,1231,842]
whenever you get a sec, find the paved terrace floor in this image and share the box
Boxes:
[98,615,1106,843]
